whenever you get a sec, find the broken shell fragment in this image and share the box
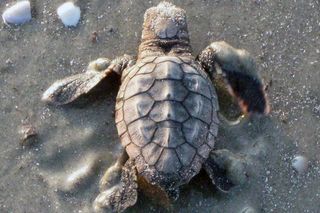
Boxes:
[292,155,308,174]
[19,124,37,146]
[2,1,32,25]
[57,2,81,27]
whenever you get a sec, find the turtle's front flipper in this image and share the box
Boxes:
[204,149,248,193]
[42,54,135,105]
[197,41,269,114]
[93,159,138,213]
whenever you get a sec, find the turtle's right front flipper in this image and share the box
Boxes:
[42,55,135,105]
[197,41,270,115]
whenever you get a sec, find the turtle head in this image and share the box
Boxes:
[139,2,191,57]
[142,2,189,41]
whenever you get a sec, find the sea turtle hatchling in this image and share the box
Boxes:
[42,2,269,212]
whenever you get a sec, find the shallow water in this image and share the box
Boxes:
[0,0,319,212]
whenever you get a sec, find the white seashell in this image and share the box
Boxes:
[292,155,308,174]
[57,2,81,27]
[2,1,32,25]
[241,206,256,213]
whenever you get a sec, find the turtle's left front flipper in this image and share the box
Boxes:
[42,55,135,105]
[197,41,270,114]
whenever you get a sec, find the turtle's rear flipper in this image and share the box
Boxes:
[204,149,249,193]
[203,157,234,193]
[93,160,138,213]
[197,41,270,114]
[42,55,134,105]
